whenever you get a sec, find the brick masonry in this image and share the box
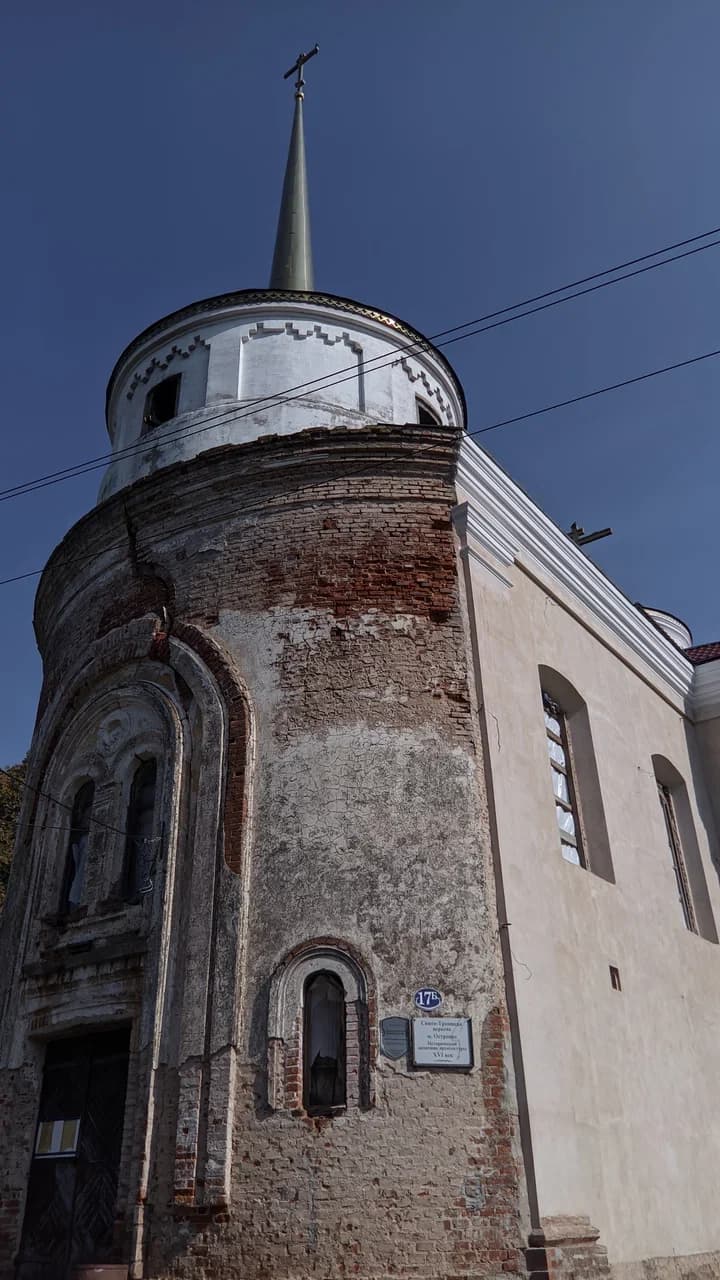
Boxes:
[0,423,527,1279]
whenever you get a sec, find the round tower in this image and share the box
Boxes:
[0,54,525,1280]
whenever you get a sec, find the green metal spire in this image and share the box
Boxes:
[270,45,318,292]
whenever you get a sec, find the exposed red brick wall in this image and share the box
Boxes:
[154,1009,524,1280]
[8,424,527,1280]
[34,425,470,742]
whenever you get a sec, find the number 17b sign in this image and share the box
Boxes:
[414,988,443,1011]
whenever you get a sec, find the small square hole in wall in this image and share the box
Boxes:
[609,965,622,991]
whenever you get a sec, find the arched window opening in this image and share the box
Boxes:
[416,397,441,426]
[651,756,716,941]
[303,972,346,1114]
[61,781,94,913]
[143,373,181,431]
[124,759,158,901]
[538,667,615,883]
[542,691,585,867]
[657,781,696,932]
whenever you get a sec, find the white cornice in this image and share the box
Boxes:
[691,660,720,722]
[456,437,696,706]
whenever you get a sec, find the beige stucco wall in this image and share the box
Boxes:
[456,490,720,1268]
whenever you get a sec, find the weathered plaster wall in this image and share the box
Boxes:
[0,423,526,1280]
[456,476,720,1275]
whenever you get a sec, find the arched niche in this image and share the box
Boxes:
[267,938,375,1114]
[2,617,253,1236]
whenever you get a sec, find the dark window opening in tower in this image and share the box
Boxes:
[416,398,441,425]
[143,374,181,431]
[303,972,346,1114]
[60,781,94,913]
[124,759,158,901]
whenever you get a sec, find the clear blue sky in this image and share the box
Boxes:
[2,0,719,765]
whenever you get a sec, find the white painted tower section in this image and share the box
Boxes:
[643,607,693,649]
[100,292,465,502]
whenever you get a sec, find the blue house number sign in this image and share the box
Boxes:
[414,988,443,1011]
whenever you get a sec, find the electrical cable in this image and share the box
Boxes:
[2,340,720,591]
[468,344,720,437]
[0,763,160,842]
[7,226,720,845]
[0,424,459,589]
[2,225,720,504]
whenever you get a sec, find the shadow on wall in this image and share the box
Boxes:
[681,724,720,940]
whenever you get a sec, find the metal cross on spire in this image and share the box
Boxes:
[283,43,319,99]
[270,44,319,291]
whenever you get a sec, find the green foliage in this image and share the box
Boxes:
[0,759,26,910]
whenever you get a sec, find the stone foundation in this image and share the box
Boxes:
[526,1217,610,1280]
[613,1254,720,1280]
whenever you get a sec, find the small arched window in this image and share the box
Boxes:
[142,373,181,432]
[416,397,441,426]
[60,781,94,912]
[124,759,158,901]
[268,941,373,1114]
[303,972,346,1114]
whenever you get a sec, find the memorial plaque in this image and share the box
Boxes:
[411,1017,473,1068]
[380,1017,410,1060]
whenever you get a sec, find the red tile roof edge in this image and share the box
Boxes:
[685,641,720,666]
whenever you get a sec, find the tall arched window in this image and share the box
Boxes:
[652,755,717,942]
[60,781,94,912]
[303,972,346,1113]
[123,759,158,901]
[538,667,615,883]
[542,690,585,867]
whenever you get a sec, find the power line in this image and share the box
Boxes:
[469,344,720,437]
[6,227,719,833]
[0,423,463,590]
[2,339,720,592]
[0,763,160,842]
[2,224,720,505]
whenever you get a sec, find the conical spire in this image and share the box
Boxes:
[269,46,318,292]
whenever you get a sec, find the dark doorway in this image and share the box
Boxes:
[16,1028,130,1280]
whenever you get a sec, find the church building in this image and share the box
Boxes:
[2,48,720,1280]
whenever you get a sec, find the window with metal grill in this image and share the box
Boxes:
[542,691,585,867]
[657,781,697,933]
